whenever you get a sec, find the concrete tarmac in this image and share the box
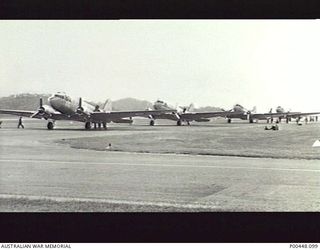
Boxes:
[1,119,320,211]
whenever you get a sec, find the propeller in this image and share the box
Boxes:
[174,112,181,120]
[178,106,187,113]
[246,111,251,121]
[76,97,84,114]
[94,105,100,112]
[30,98,45,118]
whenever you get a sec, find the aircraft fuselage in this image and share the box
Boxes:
[48,93,95,116]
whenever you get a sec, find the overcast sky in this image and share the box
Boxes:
[0,20,319,112]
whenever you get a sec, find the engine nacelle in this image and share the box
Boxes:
[112,118,133,124]
[194,118,210,122]
[38,105,57,119]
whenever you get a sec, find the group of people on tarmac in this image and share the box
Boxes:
[264,124,279,130]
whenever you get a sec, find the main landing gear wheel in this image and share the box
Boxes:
[47,121,54,130]
[103,122,107,130]
[227,118,231,123]
[249,118,254,123]
[177,120,182,126]
[150,120,155,126]
[85,122,91,130]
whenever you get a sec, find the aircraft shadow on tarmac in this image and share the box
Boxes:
[22,126,162,132]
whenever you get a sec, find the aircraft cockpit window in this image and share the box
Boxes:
[54,94,68,100]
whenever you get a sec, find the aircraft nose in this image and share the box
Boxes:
[48,96,58,106]
[48,96,54,104]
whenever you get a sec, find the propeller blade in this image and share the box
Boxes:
[39,97,43,108]
[174,113,181,119]
[30,111,40,118]
[76,97,84,113]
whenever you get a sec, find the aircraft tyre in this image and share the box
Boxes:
[47,121,54,130]
[249,118,253,123]
[177,120,182,126]
[227,118,231,123]
[85,122,91,130]
[150,120,155,126]
[103,122,107,129]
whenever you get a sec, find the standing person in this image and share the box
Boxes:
[17,116,24,129]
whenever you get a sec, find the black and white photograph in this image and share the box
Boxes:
[0,20,320,213]
[1,19,320,244]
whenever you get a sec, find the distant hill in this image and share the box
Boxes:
[0,93,51,110]
[111,98,153,111]
[0,93,222,112]
[193,106,223,112]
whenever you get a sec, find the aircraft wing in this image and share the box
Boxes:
[180,111,233,121]
[251,111,320,120]
[152,113,180,121]
[90,109,177,122]
[0,109,84,121]
[0,109,35,118]
[285,112,320,118]
[249,113,276,120]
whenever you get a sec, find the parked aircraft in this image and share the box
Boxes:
[0,92,175,130]
[147,100,233,126]
[269,106,320,123]
[224,104,320,123]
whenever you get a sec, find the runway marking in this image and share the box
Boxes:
[0,193,217,210]
[1,158,320,173]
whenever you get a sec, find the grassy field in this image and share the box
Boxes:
[57,121,320,160]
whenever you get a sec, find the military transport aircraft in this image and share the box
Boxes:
[146,100,234,126]
[224,104,320,123]
[0,92,176,130]
[267,106,320,123]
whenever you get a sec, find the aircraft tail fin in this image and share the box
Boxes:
[251,106,257,113]
[187,103,195,112]
[102,99,112,112]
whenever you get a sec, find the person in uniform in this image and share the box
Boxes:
[17,117,24,129]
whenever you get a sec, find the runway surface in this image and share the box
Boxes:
[1,119,320,211]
